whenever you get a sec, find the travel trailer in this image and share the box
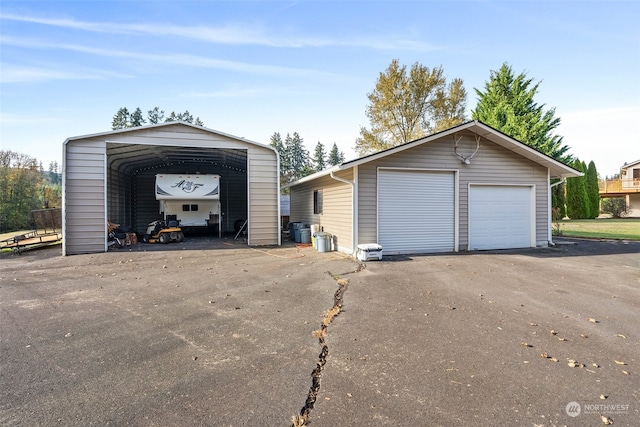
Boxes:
[155,174,222,237]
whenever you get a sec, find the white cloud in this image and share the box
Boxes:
[0,63,131,83]
[0,12,441,51]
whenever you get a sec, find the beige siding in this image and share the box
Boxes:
[64,124,280,254]
[248,146,279,245]
[63,140,106,255]
[356,132,549,250]
[290,169,353,253]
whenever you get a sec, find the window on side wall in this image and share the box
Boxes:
[313,189,323,215]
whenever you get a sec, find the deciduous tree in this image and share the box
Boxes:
[355,59,466,156]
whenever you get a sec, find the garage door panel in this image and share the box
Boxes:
[378,170,455,254]
[469,186,532,250]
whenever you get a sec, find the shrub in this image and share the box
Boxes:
[601,198,628,218]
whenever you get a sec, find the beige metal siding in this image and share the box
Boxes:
[63,140,106,255]
[64,123,280,254]
[247,147,279,245]
[290,169,353,253]
[356,132,549,250]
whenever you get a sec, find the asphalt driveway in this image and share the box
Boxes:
[1,238,639,426]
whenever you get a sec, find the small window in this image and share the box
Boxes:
[182,204,190,211]
[313,189,323,215]
[191,204,198,211]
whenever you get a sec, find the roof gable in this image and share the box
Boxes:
[289,120,580,187]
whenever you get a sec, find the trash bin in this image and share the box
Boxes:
[316,232,332,252]
[300,228,311,244]
[293,222,304,243]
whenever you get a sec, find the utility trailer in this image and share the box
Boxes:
[0,208,62,254]
[155,174,222,237]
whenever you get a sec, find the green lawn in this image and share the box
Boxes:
[557,219,640,240]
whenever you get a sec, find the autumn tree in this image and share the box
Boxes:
[472,63,572,164]
[0,151,43,231]
[355,59,466,156]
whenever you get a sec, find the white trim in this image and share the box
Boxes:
[246,154,251,245]
[353,165,359,255]
[547,169,552,244]
[103,151,108,252]
[62,140,68,256]
[468,183,536,250]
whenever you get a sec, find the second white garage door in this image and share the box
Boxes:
[378,169,456,254]
[468,185,534,250]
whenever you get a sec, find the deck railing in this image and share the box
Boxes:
[599,178,640,194]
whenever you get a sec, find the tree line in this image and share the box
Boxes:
[268,132,345,189]
[3,60,611,233]
[111,106,205,129]
[0,151,61,232]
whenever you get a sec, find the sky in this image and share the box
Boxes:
[1,0,638,177]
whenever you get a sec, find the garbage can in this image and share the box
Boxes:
[300,228,311,244]
[316,232,332,252]
[293,222,304,243]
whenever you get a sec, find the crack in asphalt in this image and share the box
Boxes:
[292,265,364,426]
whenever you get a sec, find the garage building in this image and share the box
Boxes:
[288,121,581,255]
[62,122,280,255]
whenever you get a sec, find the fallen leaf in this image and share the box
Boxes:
[550,329,558,335]
[529,322,538,326]
[550,357,558,362]
[521,342,532,348]
[558,337,567,341]
[622,370,630,375]
[540,352,549,358]
[600,394,607,400]
[600,414,613,425]
[581,334,589,338]
[615,334,626,339]
[593,363,600,368]
[614,360,625,365]
[568,361,577,368]
[588,318,598,323]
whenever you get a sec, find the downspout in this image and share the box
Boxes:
[548,177,566,246]
[330,169,357,256]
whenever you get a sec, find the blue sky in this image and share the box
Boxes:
[1,0,638,177]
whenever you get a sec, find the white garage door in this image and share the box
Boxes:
[378,169,455,254]
[469,185,533,250]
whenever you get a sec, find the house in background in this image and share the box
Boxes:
[599,159,640,217]
[287,120,581,256]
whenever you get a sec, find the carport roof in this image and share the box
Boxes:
[288,120,581,187]
[64,121,273,175]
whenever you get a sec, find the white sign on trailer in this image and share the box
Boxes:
[155,174,220,200]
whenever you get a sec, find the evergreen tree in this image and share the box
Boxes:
[148,107,165,124]
[312,142,327,172]
[286,132,310,181]
[566,159,589,219]
[356,59,466,156]
[472,63,572,164]
[111,107,130,130]
[586,161,600,218]
[270,132,291,189]
[328,143,345,165]
[551,180,566,219]
[129,107,146,127]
